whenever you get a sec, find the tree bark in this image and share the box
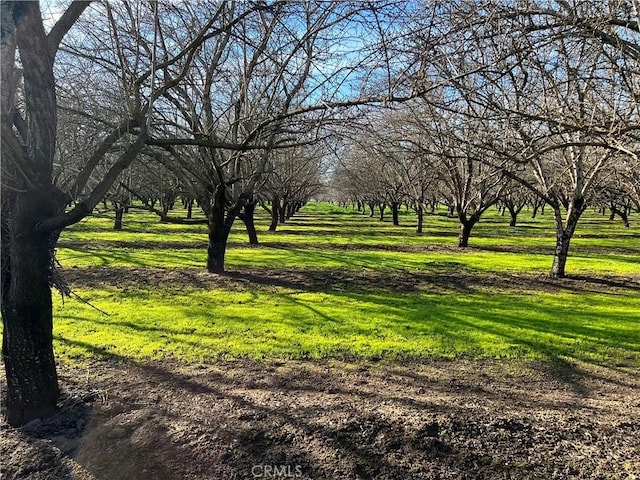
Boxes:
[610,205,630,228]
[268,195,279,231]
[415,204,423,233]
[550,231,572,278]
[243,201,259,245]
[506,203,522,227]
[457,214,479,248]
[206,186,232,273]
[379,203,386,221]
[391,202,400,226]
[206,219,231,274]
[113,206,124,230]
[550,199,585,278]
[2,188,65,426]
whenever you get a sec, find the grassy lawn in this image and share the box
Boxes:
[54,287,639,366]
[44,202,640,367]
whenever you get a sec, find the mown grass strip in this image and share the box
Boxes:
[56,244,640,276]
[53,287,640,367]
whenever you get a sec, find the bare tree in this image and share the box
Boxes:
[411,0,640,275]
[141,1,420,272]
[262,142,327,233]
[0,0,232,425]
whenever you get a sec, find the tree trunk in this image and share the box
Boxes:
[279,199,287,224]
[610,206,630,228]
[507,205,518,227]
[243,201,259,245]
[391,202,400,226]
[206,187,232,274]
[550,231,572,278]
[269,195,279,232]
[379,203,386,221]
[416,204,423,233]
[2,189,62,426]
[113,206,124,230]
[550,200,585,278]
[206,220,230,274]
[186,199,193,219]
[368,203,375,217]
[458,221,474,248]
[457,214,479,248]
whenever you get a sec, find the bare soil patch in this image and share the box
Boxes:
[61,265,640,296]
[1,358,638,479]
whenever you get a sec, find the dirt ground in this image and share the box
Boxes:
[1,358,639,479]
[60,265,640,296]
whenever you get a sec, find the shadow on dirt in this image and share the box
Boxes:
[62,265,640,297]
[2,356,638,479]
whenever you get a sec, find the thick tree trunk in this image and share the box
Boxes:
[2,190,62,426]
[279,200,287,224]
[457,214,479,248]
[206,222,230,273]
[243,201,259,245]
[550,200,585,278]
[269,195,279,232]
[368,203,375,217]
[416,204,423,233]
[550,232,572,278]
[391,202,400,226]
[206,212,231,274]
[113,206,124,230]
[458,221,474,248]
[206,187,232,274]
[506,205,518,227]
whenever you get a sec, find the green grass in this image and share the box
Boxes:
[25,201,640,367]
[53,286,640,366]
[56,244,640,275]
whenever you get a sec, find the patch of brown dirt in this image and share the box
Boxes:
[1,359,639,479]
[60,265,640,296]
[58,240,209,250]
